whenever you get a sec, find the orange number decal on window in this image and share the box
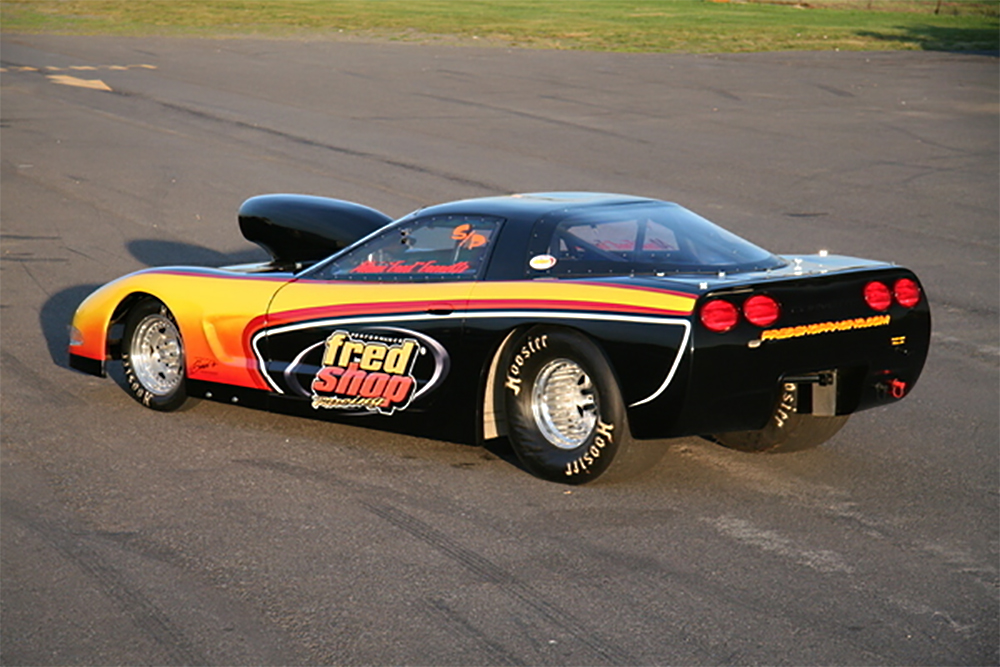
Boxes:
[452,224,487,250]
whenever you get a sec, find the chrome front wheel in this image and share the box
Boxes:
[130,313,184,396]
[121,299,188,411]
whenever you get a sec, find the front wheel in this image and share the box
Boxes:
[121,298,188,411]
[502,327,663,484]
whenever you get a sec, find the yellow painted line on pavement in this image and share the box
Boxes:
[46,75,113,92]
[2,64,156,73]
[3,63,157,90]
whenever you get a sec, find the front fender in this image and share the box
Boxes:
[68,267,289,390]
[69,273,151,376]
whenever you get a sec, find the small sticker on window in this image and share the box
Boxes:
[529,254,557,270]
[451,224,488,249]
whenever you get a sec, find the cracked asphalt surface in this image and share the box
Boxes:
[1,34,997,665]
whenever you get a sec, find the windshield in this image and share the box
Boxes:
[532,202,785,276]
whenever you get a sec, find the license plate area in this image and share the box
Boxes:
[783,370,838,417]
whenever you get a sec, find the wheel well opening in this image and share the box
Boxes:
[108,292,157,360]
[481,323,600,443]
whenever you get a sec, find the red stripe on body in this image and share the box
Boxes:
[465,298,691,317]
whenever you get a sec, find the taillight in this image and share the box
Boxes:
[700,299,739,333]
[893,278,921,308]
[743,294,780,327]
[864,281,892,311]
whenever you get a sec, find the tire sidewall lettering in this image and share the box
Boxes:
[773,383,797,430]
[504,334,548,396]
[503,328,626,483]
[563,420,614,477]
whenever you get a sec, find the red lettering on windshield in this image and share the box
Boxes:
[350,259,471,274]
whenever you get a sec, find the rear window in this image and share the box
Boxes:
[529,202,785,276]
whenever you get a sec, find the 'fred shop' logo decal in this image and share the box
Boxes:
[311,330,421,414]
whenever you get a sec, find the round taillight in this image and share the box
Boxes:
[864,281,892,311]
[743,294,781,327]
[893,278,921,308]
[700,299,739,333]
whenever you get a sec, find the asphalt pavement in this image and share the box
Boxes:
[1,34,997,665]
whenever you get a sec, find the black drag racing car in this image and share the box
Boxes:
[69,192,930,483]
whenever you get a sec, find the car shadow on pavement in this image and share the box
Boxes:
[41,284,103,370]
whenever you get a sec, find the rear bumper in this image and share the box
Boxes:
[689,315,925,433]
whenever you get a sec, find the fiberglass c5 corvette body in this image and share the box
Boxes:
[69,192,930,483]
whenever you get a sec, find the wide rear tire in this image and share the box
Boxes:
[502,327,663,484]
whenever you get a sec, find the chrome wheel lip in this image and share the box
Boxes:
[531,358,597,450]
[130,313,184,396]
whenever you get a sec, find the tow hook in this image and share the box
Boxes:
[876,377,909,399]
[890,379,908,399]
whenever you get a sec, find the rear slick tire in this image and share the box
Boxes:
[712,384,848,453]
[502,327,663,484]
[120,298,188,412]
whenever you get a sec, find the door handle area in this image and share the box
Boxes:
[426,302,455,316]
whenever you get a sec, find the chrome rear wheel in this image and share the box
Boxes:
[503,327,661,484]
[531,359,597,450]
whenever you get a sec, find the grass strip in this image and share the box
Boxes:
[1,0,997,53]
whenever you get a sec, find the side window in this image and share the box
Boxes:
[563,219,637,254]
[316,215,501,281]
[548,218,638,265]
[553,218,678,259]
[531,209,695,276]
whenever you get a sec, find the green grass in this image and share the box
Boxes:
[1,0,997,53]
